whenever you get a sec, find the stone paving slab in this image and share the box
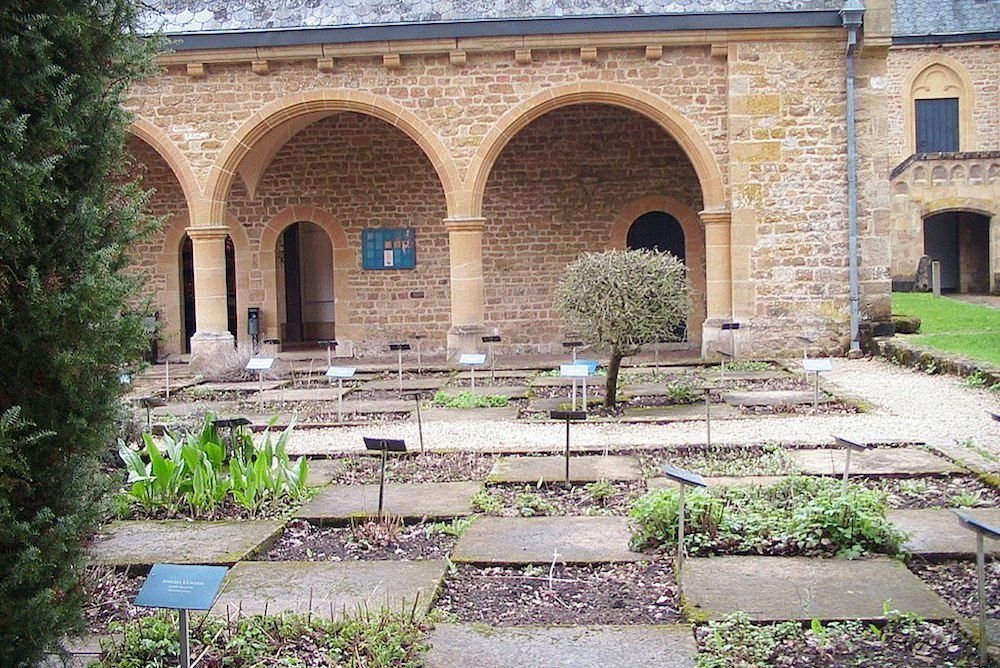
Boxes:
[212,560,446,617]
[257,387,350,402]
[455,369,536,380]
[489,455,643,482]
[722,390,823,407]
[425,624,697,668]
[362,378,448,391]
[88,520,283,566]
[304,458,342,487]
[527,397,602,412]
[295,481,480,521]
[437,385,530,399]
[683,556,957,621]
[530,375,603,387]
[787,447,961,476]
[623,383,691,398]
[452,516,645,563]
[622,403,738,421]
[888,508,1000,557]
[702,370,788,381]
[340,399,414,414]
[153,401,239,417]
[420,406,520,423]
[649,475,788,490]
[199,380,286,393]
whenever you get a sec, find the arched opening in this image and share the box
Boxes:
[923,212,991,293]
[276,221,335,346]
[627,211,686,260]
[180,234,238,352]
[481,103,705,348]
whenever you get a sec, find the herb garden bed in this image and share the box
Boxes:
[909,559,1000,618]
[333,452,496,484]
[433,562,679,625]
[471,481,644,517]
[258,519,460,561]
[83,567,151,635]
[735,402,862,416]
[863,475,1000,509]
[634,444,798,477]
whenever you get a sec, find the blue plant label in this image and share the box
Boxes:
[135,564,229,611]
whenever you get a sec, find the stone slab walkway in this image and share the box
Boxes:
[304,458,343,487]
[425,624,697,668]
[363,378,448,391]
[88,520,283,565]
[787,447,961,476]
[889,508,1000,557]
[212,560,446,617]
[257,387,349,402]
[683,556,957,621]
[339,399,414,414]
[420,406,520,423]
[436,385,530,399]
[723,391,822,407]
[295,481,480,522]
[452,516,645,563]
[649,475,787,490]
[488,455,643,482]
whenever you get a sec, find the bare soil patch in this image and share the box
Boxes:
[333,452,495,484]
[909,559,1000,618]
[258,519,458,562]
[475,481,645,516]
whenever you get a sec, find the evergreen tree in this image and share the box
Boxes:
[0,2,158,663]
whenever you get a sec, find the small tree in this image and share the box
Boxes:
[557,249,689,408]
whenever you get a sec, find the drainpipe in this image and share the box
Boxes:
[841,0,864,352]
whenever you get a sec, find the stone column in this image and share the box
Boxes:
[186,225,234,363]
[700,210,733,357]
[445,217,487,357]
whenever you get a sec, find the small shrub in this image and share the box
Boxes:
[348,516,403,549]
[665,378,699,404]
[514,492,557,517]
[951,490,985,508]
[585,480,615,502]
[427,517,472,538]
[431,391,510,409]
[470,489,504,513]
[630,476,905,558]
[962,371,988,389]
[723,360,774,372]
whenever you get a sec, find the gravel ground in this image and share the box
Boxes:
[284,358,1000,457]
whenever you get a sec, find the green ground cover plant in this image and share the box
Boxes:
[892,293,1000,366]
[431,391,510,408]
[721,360,775,372]
[117,417,309,517]
[630,477,905,558]
[96,610,428,667]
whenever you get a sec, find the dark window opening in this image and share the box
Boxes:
[180,234,237,353]
[627,211,687,340]
[915,98,959,153]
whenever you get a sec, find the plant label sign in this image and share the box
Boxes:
[660,464,708,488]
[326,366,357,379]
[459,353,487,365]
[135,564,228,611]
[560,364,590,378]
[246,357,274,371]
[802,358,833,373]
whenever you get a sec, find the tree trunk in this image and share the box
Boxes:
[604,349,624,409]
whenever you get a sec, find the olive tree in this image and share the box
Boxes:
[557,249,689,408]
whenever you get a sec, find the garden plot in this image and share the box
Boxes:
[788,447,961,476]
[362,378,450,392]
[434,385,530,400]
[426,624,696,668]
[633,444,799,477]
[88,520,283,566]
[333,452,496,484]
[472,480,645,517]
[211,559,446,617]
[432,561,679,626]
[257,518,462,562]
[295,481,480,522]
[488,455,643,483]
[683,557,957,621]
[452,516,645,564]
[909,559,1000,618]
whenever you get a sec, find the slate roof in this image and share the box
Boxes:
[892,0,1000,38]
[140,0,841,35]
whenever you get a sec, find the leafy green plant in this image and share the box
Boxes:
[722,360,774,372]
[630,477,906,558]
[427,517,472,537]
[431,391,510,409]
[962,371,988,388]
[585,480,615,502]
[664,378,699,404]
[470,489,504,514]
[514,492,557,517]
[951,490,985,508]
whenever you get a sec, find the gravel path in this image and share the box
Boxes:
[287,358,1000,457]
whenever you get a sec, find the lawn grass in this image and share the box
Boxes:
[892,293,1000,365]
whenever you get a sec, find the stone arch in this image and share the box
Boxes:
[204,91,462,226]
[903,57,976,156]
[610,195,707,345]
[158,211,250,355]
[258,205,356,345]
[464,83,726,218]
[129,118,201,209]
[920,197,999,220]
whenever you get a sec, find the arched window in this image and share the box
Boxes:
[626,211,686,260]
[907,61,974,155]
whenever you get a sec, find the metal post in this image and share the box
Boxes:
[720,357,726,382]
[258,371,264,413]
[326,342,333,367]
[378,443,388,520]
[977,532,987,664]
[582,376,588,411]
[179,608,190,668]
[471,365,476,392]
[932,261,942,298]
[165,358,170,401]
[337,378,344,423]
[489,342,496,382]
[572,346,577,363]
[397,349,403,393]
[414,395,424,455]
[705,390,712,448]
[564,416,571,488]
[677,483,686,588]
[842,446,853,495]
[145,406,153,431]
[416,339,422,374]
[814,373,820,410]
[654,348,659,374]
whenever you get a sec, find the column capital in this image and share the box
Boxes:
[184,225,230,240]
[699,210,732,226]
[443,216,486,233]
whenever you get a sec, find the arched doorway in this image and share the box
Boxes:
[627,211,686,260]
[628,211,688,340]
[180,235,237,352]
[277,221,335,345]
[923,212,991,293]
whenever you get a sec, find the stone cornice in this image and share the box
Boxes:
[444,217,487,233]
[699,210,732,226]
[185,225,231,239]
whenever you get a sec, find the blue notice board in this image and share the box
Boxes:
[362,228,416,270]
[135,564,229,611]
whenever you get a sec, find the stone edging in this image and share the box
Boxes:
[871,336,1000,387]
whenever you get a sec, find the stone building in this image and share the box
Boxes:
[125,0,999,362]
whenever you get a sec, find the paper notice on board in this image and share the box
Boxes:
[383,250,394,267]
